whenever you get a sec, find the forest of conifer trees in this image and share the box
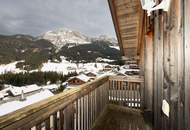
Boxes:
[0,71,77,88]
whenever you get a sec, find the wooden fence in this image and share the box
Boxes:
[109,76,144,109]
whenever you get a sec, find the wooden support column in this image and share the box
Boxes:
[153,10,164,130]
[144,31,153,112]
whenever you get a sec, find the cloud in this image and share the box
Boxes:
[0,0,116,37]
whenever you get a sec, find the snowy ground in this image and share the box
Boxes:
[41,57,109,74]
[41,59,77,75]
[0,61,26,74]
[0,57,112,75]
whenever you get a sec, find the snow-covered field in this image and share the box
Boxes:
[41,59,77,75]
[0,61,26,74]
[40,56,110,74]
[0,57,111,75]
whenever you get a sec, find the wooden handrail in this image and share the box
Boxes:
[109,75,144,82]
[0,76,109,130]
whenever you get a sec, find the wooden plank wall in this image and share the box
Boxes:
[148,0,190,130]
[184,0,190,130]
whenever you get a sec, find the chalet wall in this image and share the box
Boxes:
[149,0,190,130]
[108,0,189,129]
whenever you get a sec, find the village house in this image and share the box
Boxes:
[85,72,97,77]
[0,87,9,101]
[0,93,4,100]
[67,74,91,86]
[84,71,98,80]
[103,65,113,71]
[8,84,41,97]
[0,89,54,116]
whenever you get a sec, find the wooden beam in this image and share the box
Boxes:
[114,0,139,7]
[123,43,137,48]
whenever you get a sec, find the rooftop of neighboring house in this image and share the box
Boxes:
[0,89,54,116]
[9,84,42,96]
[68,74,91,83]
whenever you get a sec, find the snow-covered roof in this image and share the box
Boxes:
[125,69,140,72]
[0,93,4,99]
[68,74,90,83]
[0,87,10,94]
[0,90,54,116]
[114,67,140,76]
[97,70,117,78]
[9,84,41,96]
[112,70,127,76]
[77,74,91,82]
[42,84,59,90]
[118,69,128,75]
[85,71,98,76]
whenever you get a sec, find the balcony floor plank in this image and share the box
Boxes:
[92,104,153,130]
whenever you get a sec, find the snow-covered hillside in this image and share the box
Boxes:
[0,61,26,74]
[0,56,110,75]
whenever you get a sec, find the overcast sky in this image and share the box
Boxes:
[0,0,116,37]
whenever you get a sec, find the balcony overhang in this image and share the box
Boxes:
[108,0,144,59]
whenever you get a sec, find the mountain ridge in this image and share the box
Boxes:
[0,28,121,70]
[40,28,118,49]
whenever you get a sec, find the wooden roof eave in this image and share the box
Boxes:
[137,8,145,56]
[108,0,125,56]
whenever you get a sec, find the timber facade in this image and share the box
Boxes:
[109,0,190,130]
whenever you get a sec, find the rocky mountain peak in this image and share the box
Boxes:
[40,28,118,49]
[40,28,91,49]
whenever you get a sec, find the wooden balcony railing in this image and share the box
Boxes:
[109,76,144,109]
[0,75,144,130]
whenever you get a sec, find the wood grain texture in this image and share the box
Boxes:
[108,0,143,58]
